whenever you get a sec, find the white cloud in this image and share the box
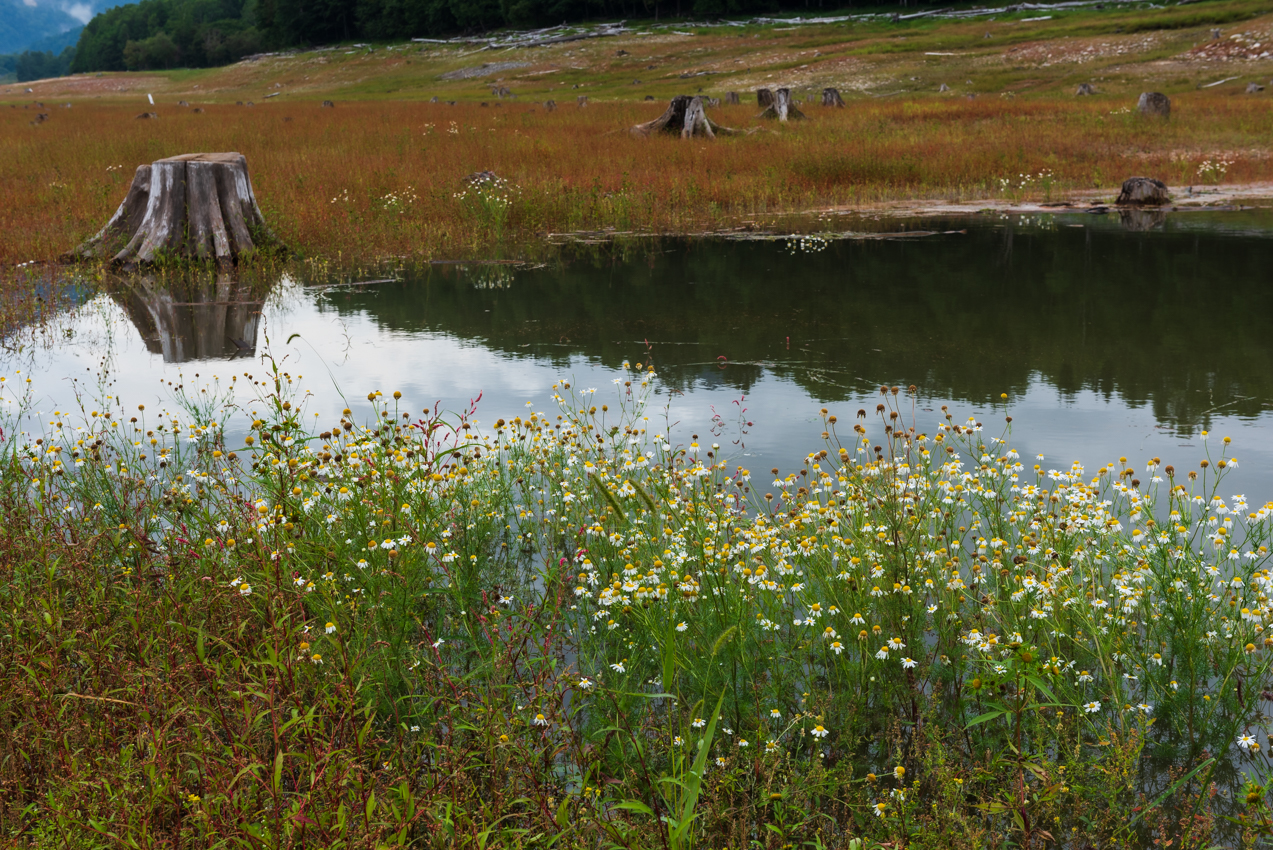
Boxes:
[62,2,93,24]
[22,0,38,7]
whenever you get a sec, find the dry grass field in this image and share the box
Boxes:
[3,0,1273,268]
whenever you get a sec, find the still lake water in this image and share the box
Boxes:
[5,209,1273,502]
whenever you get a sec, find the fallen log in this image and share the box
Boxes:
[66,152,283,268]
[757,88,805,121]
[629,95,743,138]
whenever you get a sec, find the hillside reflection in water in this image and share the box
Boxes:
[8,211,1273,501]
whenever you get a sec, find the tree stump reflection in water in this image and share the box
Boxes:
[110,273,265,362]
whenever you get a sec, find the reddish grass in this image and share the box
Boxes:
[2,93,1271,266]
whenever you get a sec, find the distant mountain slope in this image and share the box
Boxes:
[0,0,135,55]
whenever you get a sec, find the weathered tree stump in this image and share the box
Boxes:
[1075,83,1096,96]
[577,95,588,107]
[726,91,741,105]
[67,152,283,268]
[821,87,845,107]
[545,99,557,111]
[1247,82,1265,93]
[757,88,775,107]
[630,95,742,139]
[1136,92,1170,118]
[321,100,335,108]
[757,88,805,121]
[1115,176,1169,206]
[939,83,950,92]
[135,112,158,120]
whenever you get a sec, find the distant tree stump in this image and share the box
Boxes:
[939,83,950,92]
[757,88,805,121]
[726,91,741,105]
[577,95,588,107]
[1115,176,1170,206]
[821,87,844,107]
[135,112,158,119]
[1247,82,1265,93]
[1075,83,1096,96]
[1136,92,1170,118]
[545,99,557,111]
[321,100,334,108]
[630,95,742,139]
[67,152,283,268]
[757,88,775,107]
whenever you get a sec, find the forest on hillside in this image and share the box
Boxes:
[68,0,859,72]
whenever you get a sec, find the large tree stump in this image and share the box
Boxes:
[1116,176,1170,205]
[630,95,743,138]
[67,153,282,268]
[757,88,806,121]
[1136,92,1170,118]
[822,87,845,107]
[757,88,775,107]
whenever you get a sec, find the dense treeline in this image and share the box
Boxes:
[70,0,856,71]
[0,47,75,82]
[70,0,261,72]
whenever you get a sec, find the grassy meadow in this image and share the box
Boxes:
[3,0,1273,270]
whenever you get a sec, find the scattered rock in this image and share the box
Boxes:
[1076,83,1096,96]
[644,95,654,100]
[1116,176,1169,205]
[1136,92,1170,118]
[616,49,629,56]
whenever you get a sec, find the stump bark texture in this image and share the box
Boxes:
[630,95,741,138]
[1137,92,1170,118]
[756,88,774,107]
[1115,176,1169,206]
[821,87,844,107]
[757,88,805,121]
[68,152,282,267]
[726,91,741,105]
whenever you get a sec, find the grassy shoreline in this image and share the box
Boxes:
[2,359,1273,847]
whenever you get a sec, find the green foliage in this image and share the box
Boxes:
[15,46,74,81]
[70,0,261,72]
